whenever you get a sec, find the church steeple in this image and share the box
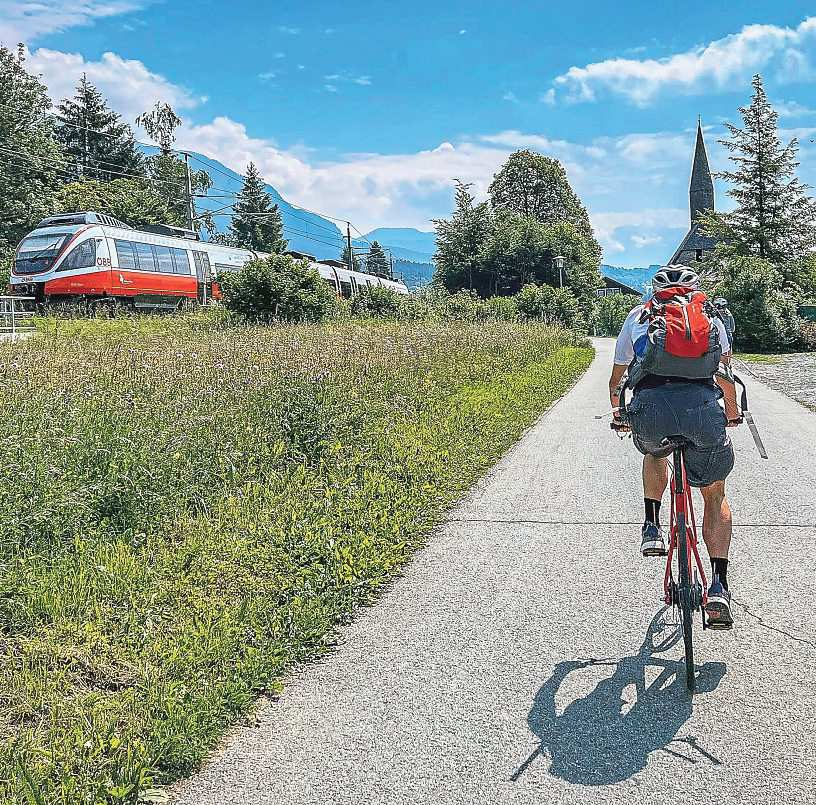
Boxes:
[689,119,714,224]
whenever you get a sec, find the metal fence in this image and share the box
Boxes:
[0,296,35,336]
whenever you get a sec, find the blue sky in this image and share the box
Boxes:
[3,1,816,266]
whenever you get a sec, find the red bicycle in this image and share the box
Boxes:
[661,435,709,692]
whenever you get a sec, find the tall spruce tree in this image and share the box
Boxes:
[701,74,816,262]
[0,46,63,253]
[55,75,143,182]
[228,162,287,253]
[136,102,212,230]
[365,240,390,278]
[433,181,494,294]
[341,244,361,271]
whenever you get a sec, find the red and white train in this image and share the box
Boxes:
[10,211,408,309]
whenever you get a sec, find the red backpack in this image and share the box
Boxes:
[626,286,723,389]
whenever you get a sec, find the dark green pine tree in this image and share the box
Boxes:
[366,240,390,278]
[341,244,361,271]
[228,162,288,253]
[56,74,144,182]
[701,74,816,262]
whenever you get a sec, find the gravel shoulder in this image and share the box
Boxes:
[736,352,816,410]
[172,338,816,805]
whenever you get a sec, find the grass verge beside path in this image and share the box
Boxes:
[0,318,592,804]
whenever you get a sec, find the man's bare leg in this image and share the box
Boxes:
[700,480,732,560]
[643,454,668,500]
[700,480,733,628]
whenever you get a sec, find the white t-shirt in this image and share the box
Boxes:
[613,303,731,366]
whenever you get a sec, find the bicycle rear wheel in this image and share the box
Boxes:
[675,508,696,692]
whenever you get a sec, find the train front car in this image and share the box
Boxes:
[10,216,113,305]
[10,212,201,310]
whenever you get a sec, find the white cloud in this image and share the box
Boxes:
[258,71,276,81]
[631,233,663,248]
[0,0,147,45]
[592,210,685,254]
[27,46,202,121]
[324,84,337,93]
[459,29,467,35]
[172,115,707,261]
[776,99,816,118]
[502,91,518,103]
[553,16,816,105]
[540,88,556,105]
[274,51,285,59]
[277,25,299,35]
[323,72,372,87]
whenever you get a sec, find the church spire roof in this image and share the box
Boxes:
[689,119,714,224]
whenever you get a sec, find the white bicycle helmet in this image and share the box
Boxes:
[651,264,700,291]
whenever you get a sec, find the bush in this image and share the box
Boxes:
[715,256,804,351]
[350,285,405,318]
[219,254,335,323]
[515,283,584,330]
[592,293,639,336]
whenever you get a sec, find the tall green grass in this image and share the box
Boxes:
[0,317,592,804]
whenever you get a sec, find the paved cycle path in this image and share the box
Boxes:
[173,339,815,805]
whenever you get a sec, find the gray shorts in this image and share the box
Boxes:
[627,381,735,487]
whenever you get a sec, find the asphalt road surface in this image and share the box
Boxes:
[173,338,815,805]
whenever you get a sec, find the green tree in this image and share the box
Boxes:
[592,293,639,336]
[480,214,603,318]
[55,74,143,183]
[228,162,287,253]
[433,181,494,294]
[136,102,212,230]
[714,255,803,351]
[0,46,63,253]
[53,179,177,228]
[341,244,361,271]
[219,254,334,322]
[365,240,390,278]
[488,150,601,265]
[701,74,816,262]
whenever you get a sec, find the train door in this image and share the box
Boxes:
[192,250,212,303]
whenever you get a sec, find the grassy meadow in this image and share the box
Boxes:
[0,315,592,804]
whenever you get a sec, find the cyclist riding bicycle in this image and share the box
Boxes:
[609,265,741,629]
[713,297,736,343]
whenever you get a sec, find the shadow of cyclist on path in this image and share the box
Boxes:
[511,608,726,785]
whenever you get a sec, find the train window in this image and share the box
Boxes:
[171,248,191,274]
[114,240,136,269]
[153,245,174,273]
[58,239,97,272]
[339,280,352,297]
[133,242,156,272]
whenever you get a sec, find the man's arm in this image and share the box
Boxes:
[716,353,741,423]
[609,364,627,414]
[714,321,740,424]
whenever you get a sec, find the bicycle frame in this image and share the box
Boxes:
[663,446,709,610]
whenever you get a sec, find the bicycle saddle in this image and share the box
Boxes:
[660,435,689,449]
